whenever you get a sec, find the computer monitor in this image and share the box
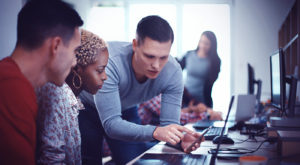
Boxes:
[248,63,262,113]
[286,66,298,117]
[248,64,255,94]
[270,48,286,111]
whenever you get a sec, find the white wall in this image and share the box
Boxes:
[231,0,295,101]
[0,0,23,60]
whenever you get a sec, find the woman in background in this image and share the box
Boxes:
[178,31,221,108]
[36,29,108,164]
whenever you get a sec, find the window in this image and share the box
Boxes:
[182,4,231,111]
[86,6,126,41]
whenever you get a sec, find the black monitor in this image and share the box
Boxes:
[248,64,255,94]
[248,63,262,113]
[270,48,286,111]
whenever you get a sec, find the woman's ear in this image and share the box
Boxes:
[75,66,84,75]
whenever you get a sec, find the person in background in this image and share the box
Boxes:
[138,94,222,126]
[178,31,221,108]
[0,0,83,164]
[36,30,108,164]
[79,15,203,165]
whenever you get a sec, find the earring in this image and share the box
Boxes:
[72,70,82,89]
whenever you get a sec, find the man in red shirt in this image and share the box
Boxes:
[0,0,83,164]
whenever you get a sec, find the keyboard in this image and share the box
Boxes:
[133,153,208,165]
[182,154,207,165]
[203,127,228,140]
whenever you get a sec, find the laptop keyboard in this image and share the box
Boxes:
[133,153,207,165]
[204,127,228,140]
[182,154,206,165]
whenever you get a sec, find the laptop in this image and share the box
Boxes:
[230,94,256,122]
[193,120,236,140]
[193,95,254,140]
[208,96,245,163]
[193,115,234,140]
[132,96,235,165]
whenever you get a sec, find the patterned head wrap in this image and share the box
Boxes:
[75,29,108,67]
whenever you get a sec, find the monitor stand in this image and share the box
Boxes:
[270,116,300,128]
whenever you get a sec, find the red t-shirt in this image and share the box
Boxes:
[0,57,38,165]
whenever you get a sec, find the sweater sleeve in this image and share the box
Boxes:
[94,62,156,142]
[160,68,184,126]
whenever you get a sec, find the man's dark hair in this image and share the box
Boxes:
[136,15,174,45]
[17,0,84,50]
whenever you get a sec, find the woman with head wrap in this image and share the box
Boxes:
[36,29,108,164]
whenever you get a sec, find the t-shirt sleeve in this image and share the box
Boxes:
[160,67,184,126]
[94,61,156,142]
[36,84,66,164]
[0,78,37,165]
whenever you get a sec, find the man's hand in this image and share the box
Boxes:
[194,103,208,114]
[187,101,207,114]
[181,132,204,153]
[153,124,194,145]
[207,109,223,120]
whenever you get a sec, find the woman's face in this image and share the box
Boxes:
[198,35,211,55]
[79,49,109,95]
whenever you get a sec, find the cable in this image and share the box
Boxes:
[234,138,250,144]
[233,137,265,144]
[246,139,268,153]
[209,140,268,155]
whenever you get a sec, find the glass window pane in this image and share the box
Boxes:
[86,6,126,41]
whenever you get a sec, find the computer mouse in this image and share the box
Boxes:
[212,136,234,144]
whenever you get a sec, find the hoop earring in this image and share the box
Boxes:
[72,70,82,89]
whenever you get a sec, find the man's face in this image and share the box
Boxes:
[50,28,81,86]
[132,37,172,79]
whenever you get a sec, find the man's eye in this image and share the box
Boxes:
[145,55,154,59]
[97,70,103,73]
[160,57,168,60]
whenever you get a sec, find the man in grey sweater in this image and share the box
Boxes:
[79,15,203,164]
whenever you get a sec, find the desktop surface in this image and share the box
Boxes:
[127,124,300,165]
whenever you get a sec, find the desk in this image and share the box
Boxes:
[127,124,292,165]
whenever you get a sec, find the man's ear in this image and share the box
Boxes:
[50,37,62,58]
[132,38,138,52]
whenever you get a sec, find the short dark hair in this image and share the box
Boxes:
[17,0,84,50]
[136,15,174,45]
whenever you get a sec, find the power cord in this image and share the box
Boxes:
[208,139,269,155]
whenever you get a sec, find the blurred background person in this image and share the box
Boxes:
[178,31,221,108]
